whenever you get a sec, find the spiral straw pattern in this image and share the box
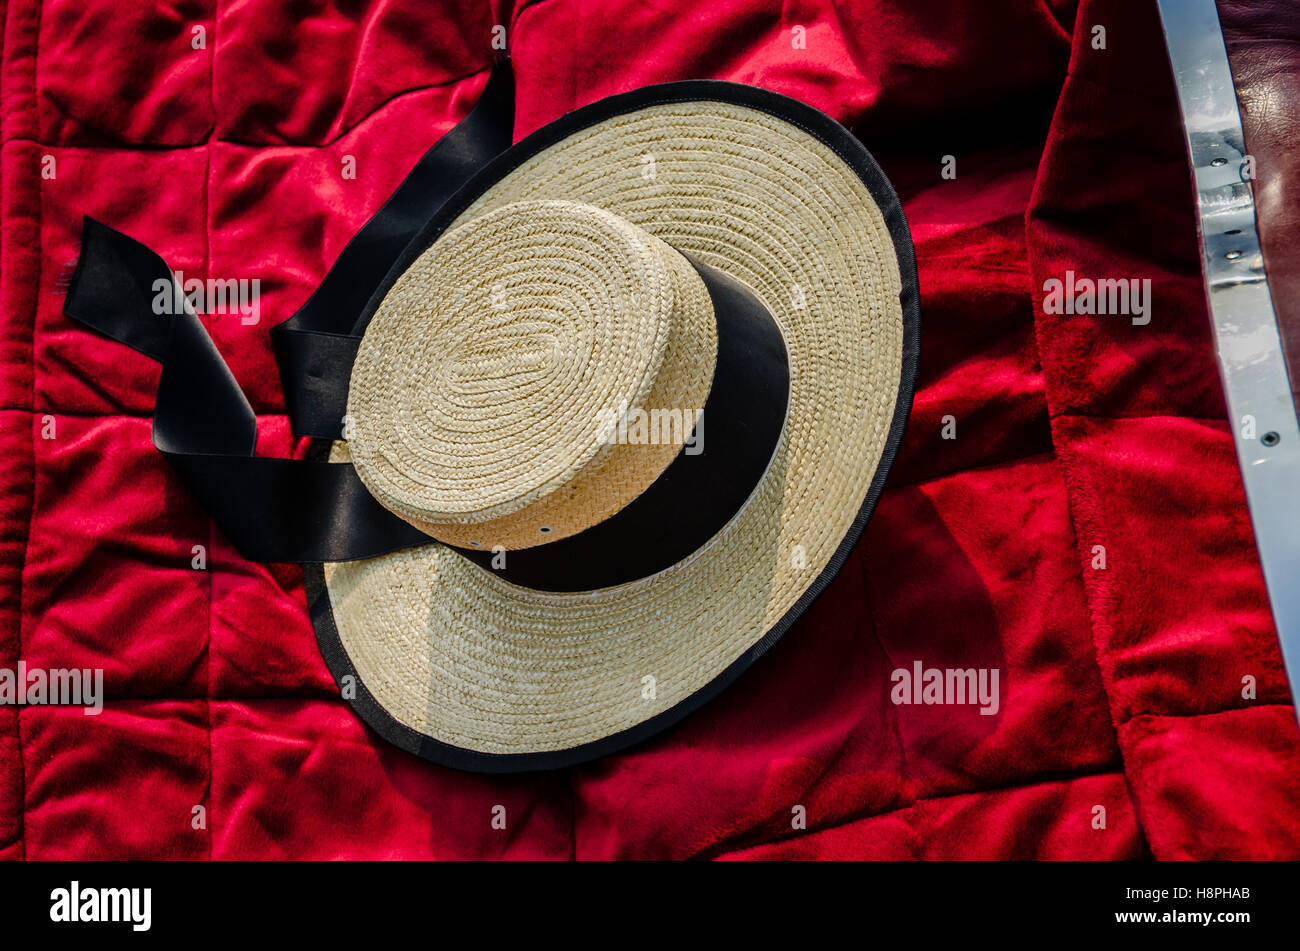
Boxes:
[325,100,905,755]
[347,199,716,550]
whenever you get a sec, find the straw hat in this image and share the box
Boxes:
[291,79,920,772]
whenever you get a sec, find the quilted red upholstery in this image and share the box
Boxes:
[1,0,1296,859]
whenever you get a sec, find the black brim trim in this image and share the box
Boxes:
[305,78,920,774]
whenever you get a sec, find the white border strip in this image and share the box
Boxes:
[1157,0,1300,717]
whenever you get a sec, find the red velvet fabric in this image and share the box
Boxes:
[1,0,1296,860]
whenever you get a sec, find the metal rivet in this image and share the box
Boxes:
[1262,431,1280,447]
[1210,157,1228,167]
[1225,249,1242,261]
[1225,229,1242,236]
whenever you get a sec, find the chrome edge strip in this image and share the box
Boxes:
[1157,0,1300,716]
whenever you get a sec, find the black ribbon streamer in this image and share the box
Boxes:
[64,60,516,562]
[62,57,792,592]
[271,60,516,439]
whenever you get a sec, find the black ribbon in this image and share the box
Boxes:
[67,217,435,563]
[62,57,793,592]
[64,59,516,562]
[271,59,516,439]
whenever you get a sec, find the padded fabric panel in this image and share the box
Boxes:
[0,0,1294,858]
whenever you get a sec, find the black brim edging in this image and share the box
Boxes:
[303,78,921,774]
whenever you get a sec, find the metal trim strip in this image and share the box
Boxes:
[1157,0,1300,718]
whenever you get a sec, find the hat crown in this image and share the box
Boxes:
[346,200,717,549]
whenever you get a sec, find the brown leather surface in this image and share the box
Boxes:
[1219,1,1300,400]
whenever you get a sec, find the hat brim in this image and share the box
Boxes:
[304,80,920,773]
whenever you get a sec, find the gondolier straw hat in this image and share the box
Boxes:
[64,60,919,772]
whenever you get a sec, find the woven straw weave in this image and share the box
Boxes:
[348,199,716,550]
[324,100,903,754]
